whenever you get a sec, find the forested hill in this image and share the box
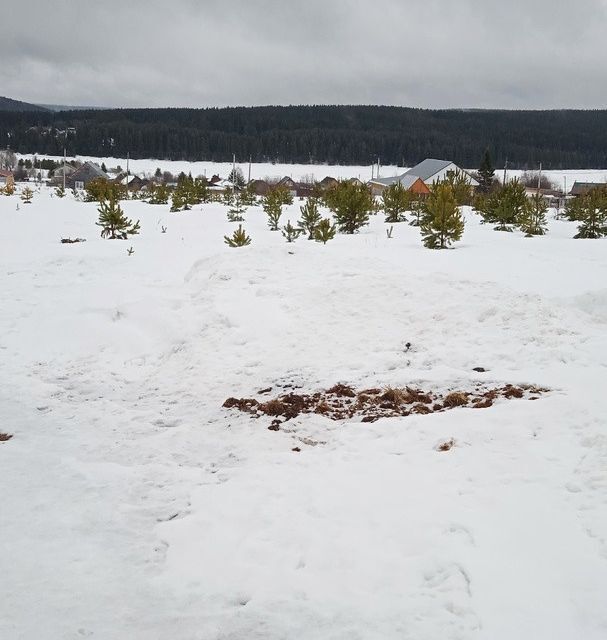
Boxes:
[2,104,607,168]
[0,96,50,112]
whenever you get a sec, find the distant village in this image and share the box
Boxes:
[0,153,605,206]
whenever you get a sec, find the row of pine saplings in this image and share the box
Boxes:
[7,171,604,244]
[58,170,607,242]
[223,173,607,248]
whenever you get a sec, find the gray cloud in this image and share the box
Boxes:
[1,0,606,109]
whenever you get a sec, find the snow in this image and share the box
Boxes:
[1,184,607,639]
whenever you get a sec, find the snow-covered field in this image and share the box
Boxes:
[1,185,607,639]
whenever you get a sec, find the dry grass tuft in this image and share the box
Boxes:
[380,386,410,405]
[436,438,455,452]
[443,392,469,408]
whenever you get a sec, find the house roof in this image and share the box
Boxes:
[370,173,422,189]
[406,158,454,181]
[70,161,108,182]
[0,169,13,177]
[570,181,606,196]
[52,165,77,177]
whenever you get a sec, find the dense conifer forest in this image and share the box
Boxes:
[1,105,607,168]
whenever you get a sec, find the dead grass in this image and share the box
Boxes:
[443,392,469,408]
[223,381,548,427]
[436,438,455,452]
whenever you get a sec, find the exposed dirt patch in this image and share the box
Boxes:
[223,383,549,425]
[0,433,13,442]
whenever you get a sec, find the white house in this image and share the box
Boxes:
[370,158,479,194]
[405,158,479,188]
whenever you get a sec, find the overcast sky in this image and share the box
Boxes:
[1,0,606,110]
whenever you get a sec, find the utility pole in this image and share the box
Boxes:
[63,146,66,191]
[232,154,236,184]
[537,162,542,193]
[503,159,508,185]
[248,156,252,184]
[377,156,380,179]
[126,152,130,199]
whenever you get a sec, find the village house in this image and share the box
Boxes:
[0,170,15,188]
[248,179,272,196]
[318,176,339,191]
[277,176,298,197]
[113,174,147,192]
[368,173,430,197]
[369,158,479,195]
[65,162,109,190]
[569,181,606,197]
[50,164,78,186]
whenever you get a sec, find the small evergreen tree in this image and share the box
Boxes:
[298,198,322,239]
[21,187,34,203]
[574,189,607,239]
[85,178,125,203]
[328,180,373,234]
[227,167,246,189]
[227,192,247,222]
[409,197,423,226]
[154,167,162,180]
[55,185,66,198]
[443,170,473,205]
[96,198,140,239]
[224,224,251,247]
[520,193,548,236]
[478,149,496,193]
[193,177,210,203]
[239,184,257,206]
[149,183,170,205]
[564,196,584,221]
[222,187,235,206]
[262,189,283,230]
[282,220,301,242]
[274,184,294,206]
[480,179,527,231]
[101,162,108,173]
[313,218,336,244]
[382,183,410,223]
[170,190,186,212]
[420,182,464,249]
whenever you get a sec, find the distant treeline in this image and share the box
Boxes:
[2,105,607,169]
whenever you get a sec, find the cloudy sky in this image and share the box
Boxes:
[1,0,606,110]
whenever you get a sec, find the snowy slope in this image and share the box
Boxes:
[1,186,607,639]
